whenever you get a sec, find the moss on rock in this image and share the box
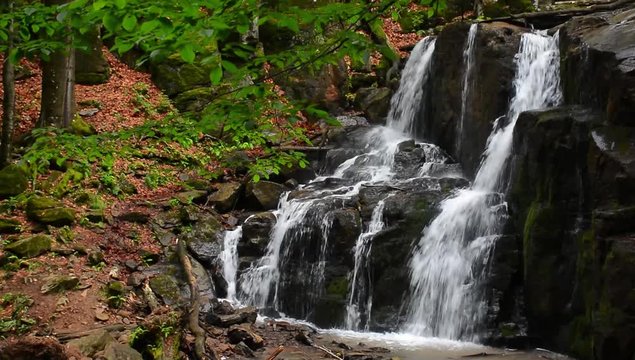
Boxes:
[26,196,76,226]
[4,234,52,258]
[0,164,28,198]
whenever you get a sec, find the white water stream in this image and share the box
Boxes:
[457,23,478,153]
[405,32,562,340]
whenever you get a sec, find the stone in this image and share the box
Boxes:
[207,182,242,212]
[115,211,150,224]
[173,87,213,113]
[183,214,223,266]
[40,275,80,294]
[240,212,276,257]
[0,164,28,198]
[102,342,143,360]
[5,234,52,258]
[150,54,213,97]
[95,308,110,321]
[75,27,110,85]
[173,190,207,205]
[70,115,97,136]
[86,209,105,223]
[227,324,264,350]
[206,306,258,327]
[26,196,76,226]
[67,330,116,357]
[245,181,286,210]
[0,218,21,234]
[87,250,105,265]
[234,341,255,357]
[124,259,139,271]
[354,87,392,124]
[149,274,183,306]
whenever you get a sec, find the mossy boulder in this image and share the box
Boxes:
[71,115,97,136]
[40,275,80,294]
[0,218,21,234]
[150,55,213,97]
[149,274,183,306]
[75,28,111,85]
[4,234,52,258]
[67,330,116,357]
[208,182,242,212]
[0,164,28,198]
[354,87,392,124]
[245,181,286,210]
[183,213,223,266]
[26,196,76,226]
[172,87,213,113]
[103,342,143,360]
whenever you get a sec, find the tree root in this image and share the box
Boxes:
[177,238,218,360]
[266,345,285,360]
[312,344,344,360]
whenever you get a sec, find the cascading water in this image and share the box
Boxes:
[238,37,439,324]
[405,31,562,340]
[345,199,386,331]
[220,226,242,302]
[387,37,436,135]
[457,24,478,153]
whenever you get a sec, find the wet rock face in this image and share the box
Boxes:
[240,212,276,257]
[422,22,525,179]
[560,10,635,127]
[508,105,635,360]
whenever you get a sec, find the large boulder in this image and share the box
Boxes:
[354,87,392,124]
[183,213,224,266]
[421,22,526,178]
[4,234,52,258]
[560,9,635,127]
[508,105,635,360]
[208,182,242,212]
[149,54,212,98]
[0,218,21,234]
[26,196,76,226]
[245,181,286,210]
[75,28,110,85]
[240,212,276,257]
[0,164,28,198]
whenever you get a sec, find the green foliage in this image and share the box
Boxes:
[0,293,35,337]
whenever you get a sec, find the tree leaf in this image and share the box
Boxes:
[140,20,159,33]
[122,14,137,31]
[179,45,195,63]
[221,60,238,74]
[114,0,127,10]
[210,65,223,85]
[93,0,107,10]
[102,13,119,32]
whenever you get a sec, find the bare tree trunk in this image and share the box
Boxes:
[1,0,16,168]
[39,0,75,128]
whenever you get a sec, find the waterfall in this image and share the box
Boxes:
[220,226,242,302]
[345,199,386,331]
[457,24,478,154]
[387,37,436,136]
[405,31,562,340]
[238,36,440,324]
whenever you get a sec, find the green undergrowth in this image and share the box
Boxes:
[0,293,35,337]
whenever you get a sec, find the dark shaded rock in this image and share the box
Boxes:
[354,87,392,124]
[206,306,258,327]
[184,213,223,266]
[102,342,143,360]
[274,62,348,113]
[150,55,212,97]
[234,342,255,357]
[26,196,76,226]
[172,87,213,113]
[245,181,286,210]
[40,275,79,294]
[88,250,105,266]
[422,22,526,178]
[173,190,207,205]
[5,235,52,258]
[67,330,116,357]
[240,212,276,257]
[227,324,264,350]
[116,211,150,224]
[208,182,242,212]
[86,209,105,223]
[324,149,364,174]
[0,218,21,234]
[560,10,635,127]
[75,28,110,85]
[149,274,183,306]
[0,164,28,198]
[0,337,69,360]
[294,330,313,346]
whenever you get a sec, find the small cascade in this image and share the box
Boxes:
[457,24,478,153]
[220,226,242,302]
[387,37,437,136]
[405,31,562,340]
[345,200,386,331]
